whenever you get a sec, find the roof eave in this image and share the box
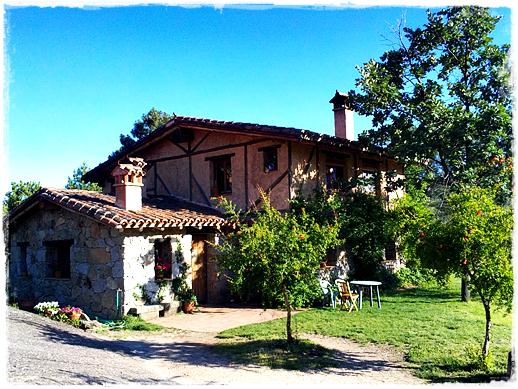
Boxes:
[83,115,397,182]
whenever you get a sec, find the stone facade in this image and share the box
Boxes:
[121,232,193,316]
[8,204,124,319]
[7,203,213,320]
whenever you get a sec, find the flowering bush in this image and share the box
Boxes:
[34,301,83,327]
[58,306,82,316]
[58,306,83,322]
[34,301,60,317]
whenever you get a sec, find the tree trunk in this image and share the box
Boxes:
[482,300,491,358]
[461,277,471,302]
[282,284,293,344]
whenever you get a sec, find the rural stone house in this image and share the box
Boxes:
[6,92,404,319]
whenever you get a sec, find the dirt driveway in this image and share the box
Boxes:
[149,305,292,332]
[99,306,425,385]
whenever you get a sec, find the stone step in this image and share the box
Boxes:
[128,304,164,321]
[160,301,180,317]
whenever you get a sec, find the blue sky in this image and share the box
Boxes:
[4,4,512,188]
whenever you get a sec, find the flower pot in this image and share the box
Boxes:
[182,301,195,314]
[69,311,81,321]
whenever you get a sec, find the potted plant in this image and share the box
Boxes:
[170,244,198,314]
[59,305,83,321]
[177,287,197,314]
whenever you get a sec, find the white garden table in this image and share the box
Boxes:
[349,280,382,309]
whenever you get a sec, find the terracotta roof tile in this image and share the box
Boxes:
[11,188,226,230]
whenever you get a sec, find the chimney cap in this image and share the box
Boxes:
[329,90,350,108]
[111,157,147,178]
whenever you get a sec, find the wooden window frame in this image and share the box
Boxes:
[206,154,234,196]
[259,145,280,173]
[154,238,173,280]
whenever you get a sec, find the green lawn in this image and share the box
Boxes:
[215,280,512,382]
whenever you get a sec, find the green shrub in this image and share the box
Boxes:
[121,315,164,331]
[395,267,439,288]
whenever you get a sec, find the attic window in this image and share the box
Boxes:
[44,240,73,279]
[259,145,280,173]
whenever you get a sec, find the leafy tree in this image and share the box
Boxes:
[214,192,339,343]
[349,7,512,203]
[291,188,393,281]
[110,108,174,158]
[339,192,393,279]
[393,186,513,365]
[3,181,41,214]
[65,162,102,192]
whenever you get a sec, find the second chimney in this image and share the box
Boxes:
[111,157,146,211]
[330,90,354,141]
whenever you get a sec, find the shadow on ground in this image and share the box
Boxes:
[213,337,412,375]
[25,315,416,377]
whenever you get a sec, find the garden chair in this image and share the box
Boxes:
[335,279,359,312]
[319,279,337,309]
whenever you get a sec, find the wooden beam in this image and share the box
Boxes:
[287,141,292,200]
[156,170,172,195]
[188,140,193,201]
[253,169,289,207]
[298,146,316,193]
[191,131,212,153]
[169,139,189,154]
[316,145,320,181]
[244,144,249,210]
[192,174,212,206]
[258,144,282,152]
[153,163,158,196]
[148,138,270,164]
[204,153,235,161]
[302,146,316,176]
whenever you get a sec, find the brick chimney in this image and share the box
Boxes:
[329,90,354,141]
[111,157,146,211]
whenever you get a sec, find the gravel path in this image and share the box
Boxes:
[6,308,172,384]
[101,330,424,385]
[7,307,424,385]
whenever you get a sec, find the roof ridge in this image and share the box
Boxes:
[172,114,329,136]
[8,186,226,230]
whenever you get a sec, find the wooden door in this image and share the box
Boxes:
[191,235,208,304]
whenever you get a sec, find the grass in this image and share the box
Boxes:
[95,315,165,333]
[120,315,165,331]
[215,279,512,382]
[216,338,342,371]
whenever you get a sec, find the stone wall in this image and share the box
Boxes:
[121,231,193,316]
[8,205,228,320]
[8,205,125,319]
